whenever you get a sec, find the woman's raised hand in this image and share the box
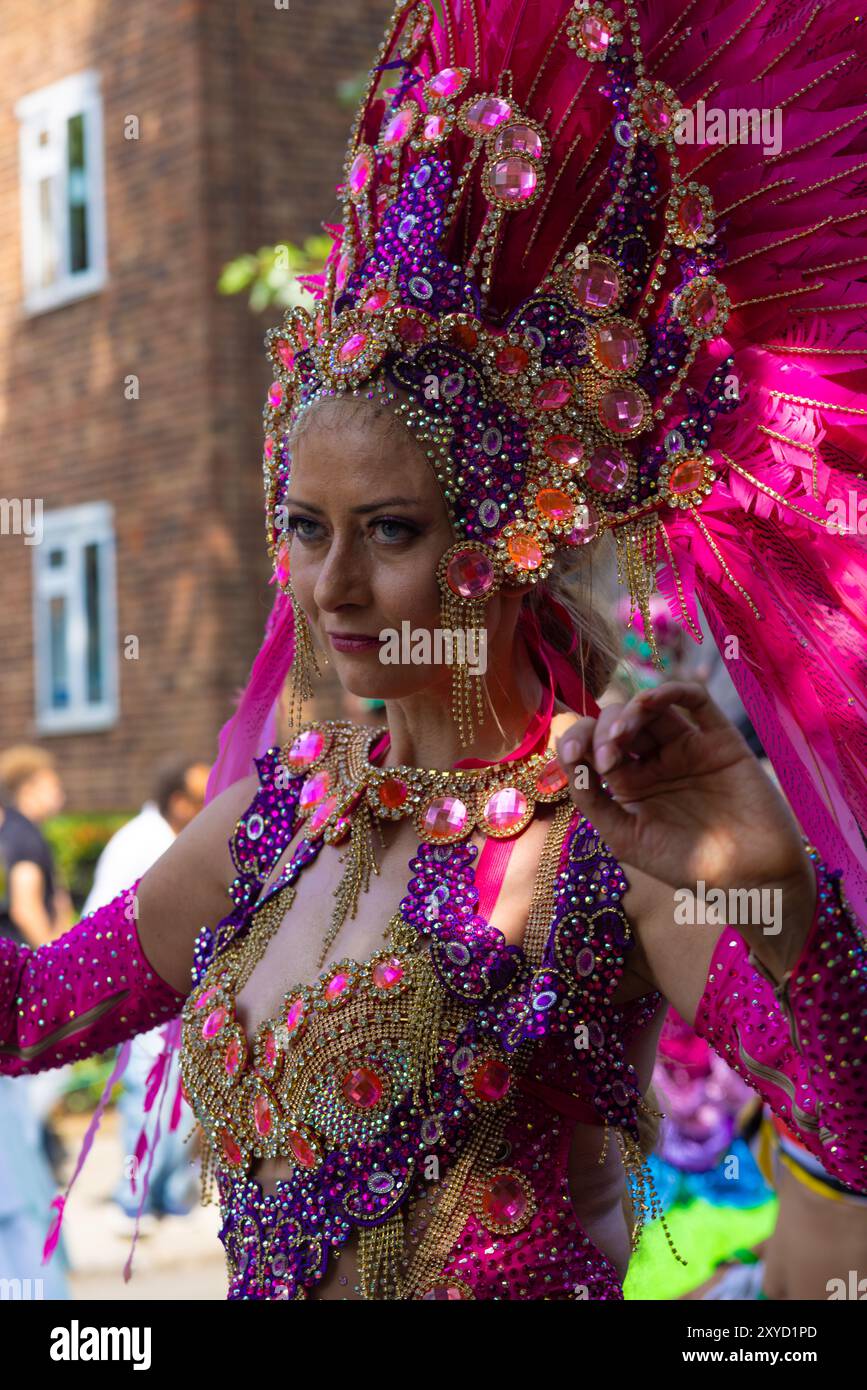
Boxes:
[555,681,813,907]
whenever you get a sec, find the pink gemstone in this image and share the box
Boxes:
[642,95,672,133]
[324,970,351,1002]
[275,339,295,370]
[490,156,537,202]
[287,728,325,769]
[286,1128,318,1169]
[307,794,338,834]
[544,434,585,469]
[396,315,427,344]
[262,1029,277,1069]
[535,756,568,795]
[678,194,705,235]
[585,445,631,494]
[424,113,447,140]
[472,1058,512,1102]
[295,320,310,349]
[342,1065,384,1109]
[428,67,464,98]
[225,1037,243,1076]
[275,537,291,587]
[422,795,469,840]
[372,956,405,990]
[690,283,721,329]
[493,124,543,157]
[445,548,496,599]
[594,321,641,372]
[482,1173,528,1226]
[362,288,391,313]
[483,787,528,832]
[381,107,415,145]
[300,769,330,810]
[285,997,305,1035]
[532,377,572,410]
[193,986,219,1011]
[463,96,512,132]
[263,435,274,461]
[253,1092,273,1137]
[567,502,601,544]
[421,1285,467,1300]
[349,149,373,196]
[338,331,368,363]
[334,254,350,293]
[571,257,620,311]
[268,381,283,407]
[598,386,645,435]
[579,14,612,54]
[202,1006,227,1039]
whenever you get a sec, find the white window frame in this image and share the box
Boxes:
[15,70,108,315]
[32,502,119,734]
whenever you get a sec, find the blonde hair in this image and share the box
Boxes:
[0,745,57,800]
[521,536,621,703]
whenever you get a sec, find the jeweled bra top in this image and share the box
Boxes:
[180,722,664,1300]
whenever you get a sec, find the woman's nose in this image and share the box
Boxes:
[312,534,368,612]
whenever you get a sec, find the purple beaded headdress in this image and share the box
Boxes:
[254,0,867,904]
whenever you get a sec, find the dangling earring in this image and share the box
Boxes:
[436,542,502,747]
[285,579,321,728]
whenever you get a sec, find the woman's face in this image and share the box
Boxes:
[284,396,513,702]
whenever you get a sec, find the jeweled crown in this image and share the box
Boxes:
[261,0,739,636]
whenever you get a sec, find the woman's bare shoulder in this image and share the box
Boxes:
[134,771,262,994]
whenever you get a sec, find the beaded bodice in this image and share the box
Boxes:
[180,729,664,1299]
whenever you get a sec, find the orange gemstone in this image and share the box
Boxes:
[506,533,544,570]
[536,488,575,524]
[495,344,529,375]
[669,457,705,493]
[220,1129,243,1166]
[378,777,409,809]
[449,322,479,350]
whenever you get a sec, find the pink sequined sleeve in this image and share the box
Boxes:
[694,853,867,1193]
[0,878,186,1077]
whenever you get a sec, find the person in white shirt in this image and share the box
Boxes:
[83,758,210,1226]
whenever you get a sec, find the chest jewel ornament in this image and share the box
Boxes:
[269,719,572,966]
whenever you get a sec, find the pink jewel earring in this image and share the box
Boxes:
[436,541,503,746]
[275,535,321,727]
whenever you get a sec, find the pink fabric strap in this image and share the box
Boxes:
[475,836,518,922]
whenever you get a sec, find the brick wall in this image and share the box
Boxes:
[0,0,390,810]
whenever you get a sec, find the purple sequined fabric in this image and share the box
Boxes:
[190,746,666,1300]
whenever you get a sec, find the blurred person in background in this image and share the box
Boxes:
[82,757,210,1234]
[0,744,70,1296]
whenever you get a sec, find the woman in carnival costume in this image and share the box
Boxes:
[1,0,865,1300]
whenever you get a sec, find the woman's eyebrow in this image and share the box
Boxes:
[286,497,425,514]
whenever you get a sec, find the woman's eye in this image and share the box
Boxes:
[285,515,322,541]
[372,517,417,543]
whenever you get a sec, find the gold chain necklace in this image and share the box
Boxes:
[276,719,572,966]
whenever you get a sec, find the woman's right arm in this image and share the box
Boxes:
[0,773,260,1076]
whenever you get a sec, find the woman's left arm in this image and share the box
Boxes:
[556,681,867,1193]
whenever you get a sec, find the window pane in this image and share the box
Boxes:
[48,595,69,708]
[38,177,58,287]
[67,113,89,272]
[83,541,103,703]
[48,548,65,568]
